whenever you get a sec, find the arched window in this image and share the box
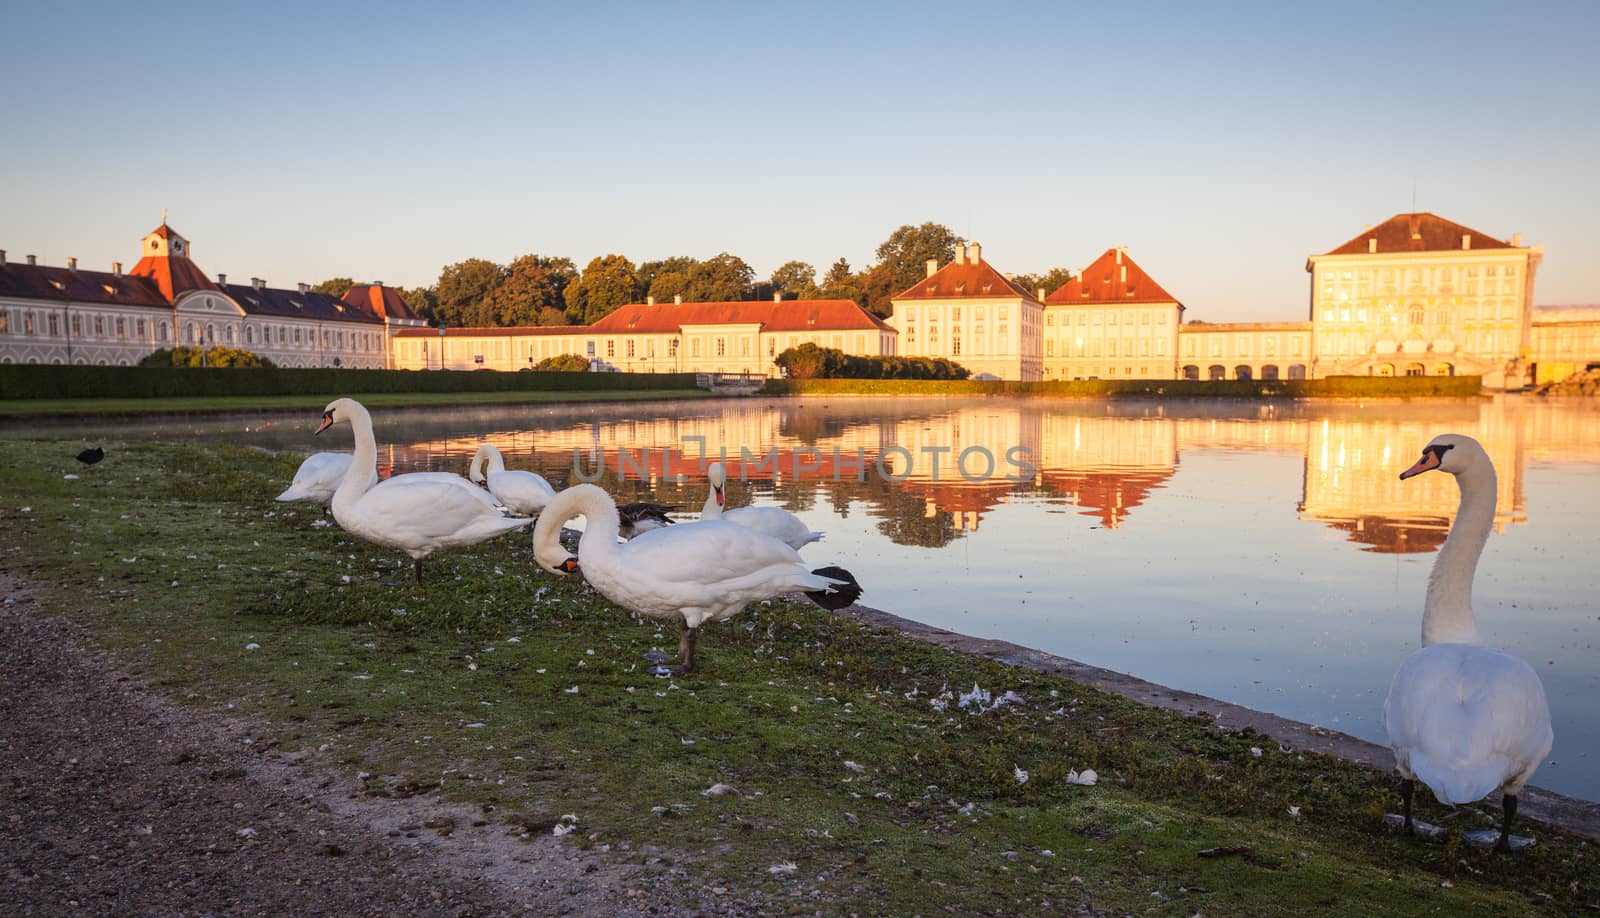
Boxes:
[1234,365,1253,381]
[245,326,254,344]
[159,321,169,342]
[1405,362,1425,377]
[1208,364,1226,380]
[1182,365,1199,380]
[184,322,195,343]
[1261,365,1279,380]
[1435,363,1455,376]
[1407,304,1425,326]
[225,326,234,344]
[1287,364,1306,380]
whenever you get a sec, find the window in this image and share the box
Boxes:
[1408,305,1425,326]
[116,318,126,338]
[691,339,700,357]
[24,312,35,335]
[716,338,725,356]
[48,314,60,336]
[669,339,678,357]
[0,311,8,334]
[625,339,635,358]
[136,319,145,337]
[952,308,961,321]
[605,340,615,358]
[95,317,105,336]
[951,335,961,356]
[246,326,254,345]
[740,338,750,356]
[999,306,1008,319]
[767,338,775,356]
[225,326,234,344]
[159,321,169,342]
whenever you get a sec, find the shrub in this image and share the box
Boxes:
[759,375,1483,398]
[139,346,276,368]
[532,353,591,372]
[775,344,970,380]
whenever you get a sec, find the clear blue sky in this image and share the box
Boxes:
[3,0,1596,321]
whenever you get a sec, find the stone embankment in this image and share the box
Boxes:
[1536,368,1600,396]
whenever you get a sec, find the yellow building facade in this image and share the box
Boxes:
[1041,248,1183,380]
[887,243,1044,381]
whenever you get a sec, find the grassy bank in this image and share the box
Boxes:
[1,439,1593,915]
[762,376,1485,398]
[0,388,714,419]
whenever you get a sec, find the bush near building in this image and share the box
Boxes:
[775,343,969,380]
[761,375,1483,398]
[138,346,277,368]
[531,353,591,372]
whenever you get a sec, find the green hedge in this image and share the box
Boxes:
[0,365,700,400]
[760,375,1484,398]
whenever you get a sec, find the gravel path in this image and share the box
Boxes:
[0,575,749,917]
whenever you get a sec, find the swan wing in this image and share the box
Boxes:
[617,521,834,597]
[488,470,556,514]
[1383,644,1554,803]
[339,475,527,553]
[725,506,823,548]
[278,452,359,502]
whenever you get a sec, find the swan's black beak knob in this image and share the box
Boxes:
[558,557,580,574]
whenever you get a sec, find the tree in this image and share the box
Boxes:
[399,286,439,324]
[639,257,698,292]
[818,258,862,304]
[311,277,356,298]
[435,258,505,328]
[564,254,641,324]
[859,263,899,318]
[491,254,577,326]
[139,346,275,368]
[874,222,962,296]
[774,342,846,379]
[1011,267,1075,300]
[646,270,691,303]
[682,252,754,302]
[535,306,570,327]
[533,353,590,372]
[770,261,818,299]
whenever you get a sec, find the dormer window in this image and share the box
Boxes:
[48,279,65,291]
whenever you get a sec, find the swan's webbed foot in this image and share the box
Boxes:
[642,650,675,664]
[645,663,687,678]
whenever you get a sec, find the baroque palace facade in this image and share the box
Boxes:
[2,213,1596,385]
[0,223,427,368]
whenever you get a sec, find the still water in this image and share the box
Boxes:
[17,396,1600,801]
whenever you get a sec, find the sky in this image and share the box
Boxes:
[2,0,1597,322]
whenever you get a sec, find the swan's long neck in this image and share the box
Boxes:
[1422,461,1495,646]
[470,445,505,482]
[534,484,622,571]
[701,485,723,519]
[332,402,378,511]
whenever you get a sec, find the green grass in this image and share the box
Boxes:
[0,388,714,418]
[1,438,1594,915]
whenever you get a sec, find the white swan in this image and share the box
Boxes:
[469,444,557,515]
[276,452,375,508]
[532,483,862,672]
[315,398,532,581]
[1382,433,1553,852]
[700,462,823,550]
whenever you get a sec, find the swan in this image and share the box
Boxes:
[532,483,862,672]
[315,398,532,581]
[700,462,823,550]
[276,452,376,508]
[1382,433,1553,853]
[469,444,557,515]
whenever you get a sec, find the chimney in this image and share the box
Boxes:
[674,294,682,305]
[953,245,966,266]
[252,277,265,290]
[647,295,655,306]
[112,261,122,276]
[1512,232,1522,247]
[67,256,78,270]
[0,250,5,265]
[217,272,227,285]
[1368,238,1378,254]
[1115,248,1124,265]
[373,280,383,288]
[773,291,782,302]
[967,242,981,263]
[27,254,37,266]
[1036,287,1046,301]
[1120,265,1127,283]
[925,258,937,278]
[298,282,310,294]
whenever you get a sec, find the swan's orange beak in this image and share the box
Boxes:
[314,410,335,436]
[1399,450,1440,480]
[558,557,580,574]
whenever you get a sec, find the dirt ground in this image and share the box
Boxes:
[0,576,759,917]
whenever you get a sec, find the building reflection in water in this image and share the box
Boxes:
[314,397,1600,552]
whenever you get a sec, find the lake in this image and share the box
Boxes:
[14,395,1600,801]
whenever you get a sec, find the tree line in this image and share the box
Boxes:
[314,223,1076,330]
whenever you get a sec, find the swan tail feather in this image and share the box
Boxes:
[805,566,862,611]
[1410,751,1510,806]
[276,487,311,502]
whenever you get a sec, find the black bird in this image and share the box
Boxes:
[805,565,864,610]
[75,447,105,466]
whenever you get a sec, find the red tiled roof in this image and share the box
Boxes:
[395,325,580,338]
[1044,249,1179,305]
[149,223,177,239]
[588,299,890,334]
[1321,212,1514,256]
[343,284,420,321]
[127,254,220,301]
[895,259,1033,301]
[0,262,170,308]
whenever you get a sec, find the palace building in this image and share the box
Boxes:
[887,243,1044,380]
[0,222,426,368]
[1041,247,1185,381]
